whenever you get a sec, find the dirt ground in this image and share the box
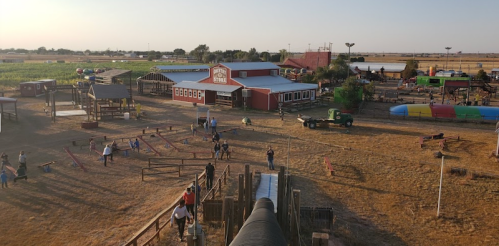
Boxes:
[1,86,499,246]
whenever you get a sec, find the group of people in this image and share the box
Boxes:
[90,138,140,167]
[170,162,215,242]
[1,151,28,188]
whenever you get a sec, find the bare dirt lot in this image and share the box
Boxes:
[1,88,499,246]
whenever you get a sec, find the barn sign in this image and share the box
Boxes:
[213,67,227,84]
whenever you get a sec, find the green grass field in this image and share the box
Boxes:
[0,61,199,90]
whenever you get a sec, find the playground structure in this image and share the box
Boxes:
[63,147,86,172]
[390,104,499,121]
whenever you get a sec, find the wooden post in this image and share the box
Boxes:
[283,174,291,239]
[277,166,285,231]
[223,196,234,244]
[141,169,144,181]
[228,165,230,176]
[155,220,160,240]
[238,174,244,231]
[218,180,222,197]
[244,164,251,220]
[249,172,253,212]
[224,171,227,185]
[178,166,181,177]
[291,190,301,246]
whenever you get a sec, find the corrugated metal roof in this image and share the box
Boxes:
[492,68,499,72]
[254,82,318,93]
[350,62,406,72]
[38,79,56,82]
[97,69,132,78]
[0,97,17,104]
[161,72,209,83]
[232,75,292,87]
[173,82,241,92]
[220,62,280,71]
[20,81,43,84]
[155,65,209,71]
[89,84,131,99]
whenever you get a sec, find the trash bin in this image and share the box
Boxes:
[124,112,130,120]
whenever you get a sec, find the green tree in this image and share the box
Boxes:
[173,48,186,57]
[401,59,419,79]
[202,52,216,63]
[279,49,288,62]
[301,74,317,84]
[37,46,47,54]
[339,77,362,110]
[260,51,270,62]
[316,66,334,84]
[190,44,209,62]
[476,69,488,80]
[330,56,349,81]
[363,82,375,101]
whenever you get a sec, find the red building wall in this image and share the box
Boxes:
[173,88,205,104]
[20,81,55,97]
[248,88,271,111]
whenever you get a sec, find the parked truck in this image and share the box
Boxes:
[297,108,353,129]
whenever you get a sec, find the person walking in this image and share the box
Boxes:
[191,122,197,136]
[212,132,220,143]
[1,170,7,188]
[214,141,221,160]
[128,139,135,151]
[1,152,9,170]
[220,140,230,160]
[210,117,217,134]
[182,188,196,216]
[18,151,27,172]
[103,144,113,167]
[191,181,201,205]
[266,146,275,170]
[134,138,140,154]
[203,120,209,133]
[89,139,96,153]
[205,162,215,190]
[170,200,192,242]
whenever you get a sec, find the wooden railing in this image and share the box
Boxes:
[124,171,207,246]
[201,165,230,202]
[148,157,216,168]
[125,164,230,246]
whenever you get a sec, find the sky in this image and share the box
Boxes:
[1,0,498,54]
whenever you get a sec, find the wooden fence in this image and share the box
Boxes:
[125,164,230,246]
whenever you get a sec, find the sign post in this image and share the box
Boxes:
[437,156,444,217]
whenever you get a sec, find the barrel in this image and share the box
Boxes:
[124,112,130,120]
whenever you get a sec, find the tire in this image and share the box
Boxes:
[309,121,317,129]
[345,120,353,127]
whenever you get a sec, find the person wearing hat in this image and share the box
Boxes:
[1,170,7,188]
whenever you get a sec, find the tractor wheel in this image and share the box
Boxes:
[345,120,353,127]
[309,121,317,129]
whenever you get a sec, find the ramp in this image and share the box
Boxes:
[155,132,179,151]
[255,173,279,213]
[136,135,161,156]
[63,147,87,172]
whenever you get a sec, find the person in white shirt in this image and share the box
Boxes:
[103,145,113,167]
[170,200,192,242]
[19,151,27,171]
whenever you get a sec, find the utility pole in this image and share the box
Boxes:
[445,47,452,70]
[345,43,355,78]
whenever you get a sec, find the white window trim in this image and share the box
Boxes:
[189,89,192,97]
[175,88,179,96]
[294,91,301,101]
[284,92,292,102]
[303,90,310,99]
[37,84,40,90]
[180,89,183,96]
[184,89,187,97]
[198,90,202,99]
[193,90,197,98]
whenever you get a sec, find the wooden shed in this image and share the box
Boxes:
[20,79,56,97]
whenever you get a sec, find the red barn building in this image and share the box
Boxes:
[283,51,331,71]
[19,79,56,97]
[172,62,317,111]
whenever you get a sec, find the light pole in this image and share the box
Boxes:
[345,43,355,78]
[308,43,311,51]
[288,43,291,54]
[445,47,452,70]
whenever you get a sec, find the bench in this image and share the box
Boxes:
[419,133,445,148]
[324,156,335,176]
[72,135,107,147]
[38,161,56,172]
[439,136,460,150]
[217,128,240,138]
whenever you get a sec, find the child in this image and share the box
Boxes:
[1,170,7,188]
[128,139,135,151]
[191,122,197,136]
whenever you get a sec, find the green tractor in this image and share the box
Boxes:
[297,108,353,129]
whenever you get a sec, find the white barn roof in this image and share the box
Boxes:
[161,72,209,83]
[233,76,318,93]
[174,82,241,92]
[492,68,499,72]
[220,62,280,71]
[350,62,406,72]
[155,65,210,71]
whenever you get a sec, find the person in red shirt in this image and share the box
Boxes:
[182,187,196,216]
